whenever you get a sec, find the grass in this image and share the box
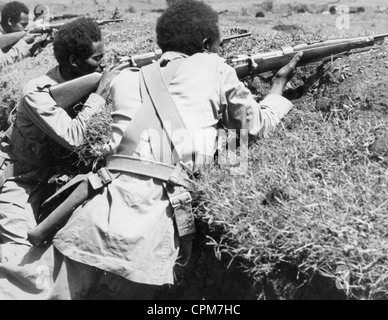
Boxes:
[194,105,388,299]
[1,1,388,299]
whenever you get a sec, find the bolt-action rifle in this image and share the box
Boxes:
[0,31,29,52]
[50,33,387,112]
[0,19,124,52]
[49,14,86,21]
[29,18,124,35]
[26,33,388,247]
[229,33,388,79]
[50,32,252,111]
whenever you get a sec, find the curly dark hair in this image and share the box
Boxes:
[156,0,220,56]
[53,18,102,66]
[1,1,29,31]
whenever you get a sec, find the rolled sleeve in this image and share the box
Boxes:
[81,93,106,119]
[222,65,293,139]
[21,89,104,150]
[0,39,31,67]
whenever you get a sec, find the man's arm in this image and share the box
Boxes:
[20,82,106,150]
[0,39,31,67]
[222,52,303,138]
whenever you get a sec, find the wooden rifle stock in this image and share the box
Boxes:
[50,33,251,110]
[29,22,65,35]
[51,50,163,110]
[50,33,388,111]
[50,72,102,112]
[28,177,91,246]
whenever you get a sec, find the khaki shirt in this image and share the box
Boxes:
[0,66,105,208]
[0,27,31,67]
[53,51,294,286]
[105,51,292,164]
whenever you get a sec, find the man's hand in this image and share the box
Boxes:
[270,51,303,95]
[25,34,48,56]
[95,62,132,100]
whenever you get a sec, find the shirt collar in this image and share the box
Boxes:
[159,51,189,66]
[46,65,66,84]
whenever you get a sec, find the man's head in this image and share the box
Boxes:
[54,17,104,78]
[1,1,29,33]
[156,0,221,56]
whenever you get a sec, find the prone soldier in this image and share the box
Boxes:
[0,0,302,300]
[0,1,47,67]
[0,17,118,263]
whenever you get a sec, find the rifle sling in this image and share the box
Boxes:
[110,59,196,238]
[106,155,191,188]
[31,58,196,246]
[117,59,194,164]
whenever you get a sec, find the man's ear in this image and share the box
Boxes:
[69,55,78,68]
[202,38,211,52]
[7,18,13,27]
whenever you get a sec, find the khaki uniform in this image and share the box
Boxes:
[0,27,31,67]
[0,66,105,262]
[54,52,293,286]
[0,51,293,299]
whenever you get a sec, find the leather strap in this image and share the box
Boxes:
[117,59,195,165]
[141,60,194,164]
[106,155,191,188]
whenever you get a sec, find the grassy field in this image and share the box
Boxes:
[1,0,388,300]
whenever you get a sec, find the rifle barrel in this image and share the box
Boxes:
[222,32,251,43]
[232,39,380,78]
[50,14,82,21]
[374,33,388,41]
[97,19,124,25]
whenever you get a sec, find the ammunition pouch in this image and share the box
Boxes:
[106,155,195,238]
[34,160,195,247]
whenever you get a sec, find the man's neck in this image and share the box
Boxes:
[59,65,79,82]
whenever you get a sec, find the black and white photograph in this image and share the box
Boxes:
[0,0,387,305]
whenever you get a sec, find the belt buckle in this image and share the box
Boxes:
[170,191,192,210]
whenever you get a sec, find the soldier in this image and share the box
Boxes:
[0,17,117,263]
[0,0,302,299]
[0,1,45,67]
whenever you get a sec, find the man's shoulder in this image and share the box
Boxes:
[187,52,229,71]
[190,52,225,63]
[22,68,61,95]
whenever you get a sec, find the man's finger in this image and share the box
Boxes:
[113,62,132,71]
[288,51,304,68]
